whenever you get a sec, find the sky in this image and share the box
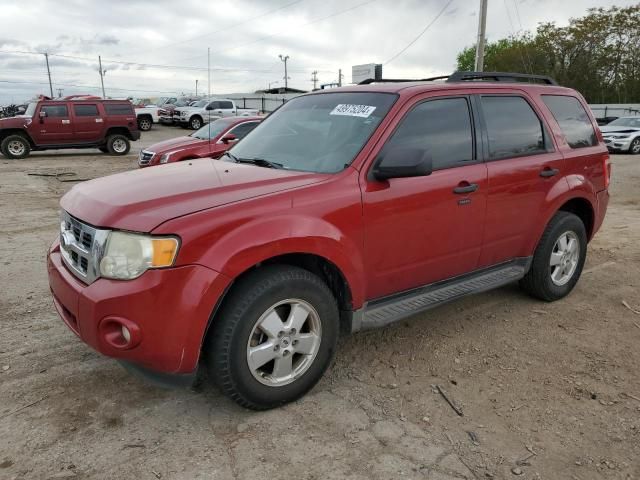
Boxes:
[0,0,636,104]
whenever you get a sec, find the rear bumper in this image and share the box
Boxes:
[593,189,610,237]
[47,239,231,375]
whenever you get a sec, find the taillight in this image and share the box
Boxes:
[603,153,611,189]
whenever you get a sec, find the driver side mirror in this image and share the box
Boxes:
[221,133,237,144]
[372,147,433,180]
[205,104,214,110]
[39,110,47,123]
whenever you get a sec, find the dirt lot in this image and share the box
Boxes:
[0,126,639,480]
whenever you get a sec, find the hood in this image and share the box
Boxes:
[60,159,329,232]
[599,125,640,134]
[0,116,30,128]
[145,135,205,154]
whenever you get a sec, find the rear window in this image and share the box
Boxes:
[481,96,547,160]
[74,104,99,116]
[542,95,598,148]
[104,103,134,115]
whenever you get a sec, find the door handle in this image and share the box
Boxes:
[62,119,70,124]
[540,167,559,177]
[453,183,479,194]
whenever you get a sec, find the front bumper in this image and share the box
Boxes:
[604,137,631,152]
[47,239,230,376]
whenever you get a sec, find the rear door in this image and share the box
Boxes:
[475,91,565,267]
[34,103,74,144]
[71,103,104,142]
[361,94,488,299]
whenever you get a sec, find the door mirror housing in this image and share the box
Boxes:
[39,110,47,122]
[205,104,214,110]
[221,133,237,144]
[373,148,433,180]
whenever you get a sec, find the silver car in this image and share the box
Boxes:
[600,116,640,153]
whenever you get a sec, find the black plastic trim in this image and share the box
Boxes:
[118,360,197,389]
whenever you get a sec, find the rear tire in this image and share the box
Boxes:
[206,265,339,410]
[520,211,587,301]
[106,134,130,155]
[137,116,152,131]
[1,134,31,159]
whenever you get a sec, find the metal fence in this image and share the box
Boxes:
[226,93,304,113]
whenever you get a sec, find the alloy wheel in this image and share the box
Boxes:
[550,231,580,286]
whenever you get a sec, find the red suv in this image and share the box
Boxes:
[138,116,262,167]
[47,72,610,410]
[0,95,140,159]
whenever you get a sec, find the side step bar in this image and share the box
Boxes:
[352,257,532,332]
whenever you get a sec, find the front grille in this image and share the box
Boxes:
[138,150,155,165]
[59,211,109,284]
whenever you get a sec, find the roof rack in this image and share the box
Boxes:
[60,94,103,101]
[358,71,558,86]
[447,71,558,85]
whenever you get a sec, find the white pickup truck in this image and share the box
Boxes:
[174,99,259,129]
[134,106,163,131]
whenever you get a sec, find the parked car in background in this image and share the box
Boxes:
[134,105,164,131]
[48,72,610,410]
[159,96,202,125]
[600,116,640,153]
[0,95,140,159]
[138,116,262,167]
[174,98,259,129]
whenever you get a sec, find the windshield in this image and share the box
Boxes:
[607,117,640,128]
[229,92,397,173]
[24,103,37,117]
[191,118,235,140]
[175,98,192,106]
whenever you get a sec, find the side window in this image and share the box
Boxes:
[383,97,474,171]
[481,96,547,159]
[73,104,99,117]
[41,105,69,117]
[219,101,234,109]
[228,121,259,139]
[104,104,134,115]
[209,101,221,110]
[541,95,598,148]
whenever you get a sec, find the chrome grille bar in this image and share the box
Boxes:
[59,211,109,284]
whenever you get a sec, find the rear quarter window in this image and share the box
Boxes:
[541,95,598,148]
[104,103,134,115]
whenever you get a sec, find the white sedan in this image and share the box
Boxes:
[600,116,640,154]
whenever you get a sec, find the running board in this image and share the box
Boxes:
[352,257,531,332]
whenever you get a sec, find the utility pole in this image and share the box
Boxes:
[338,69,343,87]
[279,54,290,90]
[44,52,53,98]
[98,56,106,98]
[207,47,211,97]
[474,0,488,72]
[311,70,318,90]
[195,79,198,96]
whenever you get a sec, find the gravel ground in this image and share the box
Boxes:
[0,125,639,480]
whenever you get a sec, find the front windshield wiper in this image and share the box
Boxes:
[237,157,284,169]
[221,151,240,163]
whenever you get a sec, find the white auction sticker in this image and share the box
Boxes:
[330,104,377,118]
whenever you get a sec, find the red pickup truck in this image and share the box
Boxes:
[47,72,610,410]
[0,96,140,159]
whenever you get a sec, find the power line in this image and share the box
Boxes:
[502,0,532,74]
[384,0,454,65]
[0,79,184,95]
[511,0,535,73]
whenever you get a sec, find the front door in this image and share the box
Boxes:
[71,103,104,143]
[361,95,488,300]
[33,103,74,144]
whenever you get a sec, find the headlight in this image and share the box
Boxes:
[99,231,179,280]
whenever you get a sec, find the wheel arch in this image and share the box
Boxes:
[105,126,134,140]
[557,196,595,240]
[0,129,35,147]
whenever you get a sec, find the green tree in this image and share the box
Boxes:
[455,5,640,103]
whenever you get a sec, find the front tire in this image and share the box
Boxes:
[206,265,339,410]
[1,134,31,159]
[629,137,640,154]
[189,116,202,130]
[106,134,130,155]
[520,211,587,301]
